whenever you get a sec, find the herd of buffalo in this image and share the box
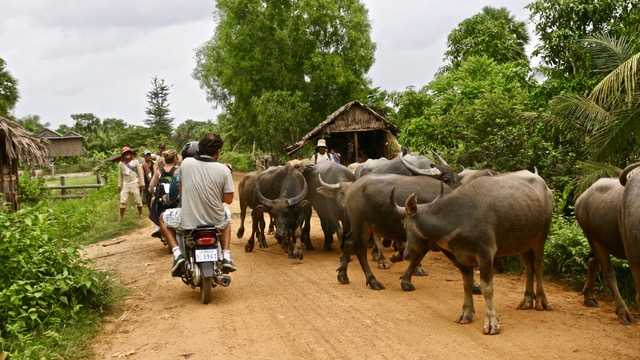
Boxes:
[234,151,640,335]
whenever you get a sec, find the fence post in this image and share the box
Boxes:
[60,176,66,196]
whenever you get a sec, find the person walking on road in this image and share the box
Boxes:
[117,146,146,224]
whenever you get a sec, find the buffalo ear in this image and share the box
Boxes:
[405,193,418,217]
[316,187,332,198]
[297,200,311,208]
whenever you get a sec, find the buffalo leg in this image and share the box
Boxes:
[371,234,390,270]
[399,247,430,291]
[477,255,500,335]
[237,203,247,239]
[302,206,314,251]
[442,251,475,326]
[581,251,600,307]
[352,227,385,290]
[393,241,429,276]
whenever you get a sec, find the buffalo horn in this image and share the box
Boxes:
[620,161,640,186]
[255,181,273,208]
[430,149,448,165]
[318,173,341,189]
[400,154,442,176]
[287,178,308,206]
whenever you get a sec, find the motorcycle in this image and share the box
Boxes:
[177,225,231,304]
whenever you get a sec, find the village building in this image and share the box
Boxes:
[285,100,402,166]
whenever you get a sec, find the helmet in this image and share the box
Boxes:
[182,141,199,159]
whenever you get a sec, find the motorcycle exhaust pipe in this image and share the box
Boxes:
[215,274,231,287]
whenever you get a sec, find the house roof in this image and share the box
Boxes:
[1,116,51,165]
[285,100,400,155]
[39,128,84,140]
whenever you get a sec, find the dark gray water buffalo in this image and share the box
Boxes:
[334,174,454,290]
[238,165,309,259]
[300,161,356,251]
[574,176,634,324]
[396,170,553,335]
[619,161,640,320]
[237,169,273,250]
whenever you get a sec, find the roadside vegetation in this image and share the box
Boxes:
[1,0,639,358]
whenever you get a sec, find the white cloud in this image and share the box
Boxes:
[1,0,534,129]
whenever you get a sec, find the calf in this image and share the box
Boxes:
[396,170,553,334]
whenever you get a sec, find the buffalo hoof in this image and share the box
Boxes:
[324,244,333,251]
[413,267,429,277]
[455,311,474,324]
[517,296,534,310]
[305,243,315,251]
[259,241,269,249]
[368,280,385,290]
[268,228,275,235]
[289,252,303,260]
[617,309,635,325]
[473,282,482,295]
[483,322,501,335]
[390,252,403,263]
[337,272,350,285]
[584,299,599,308]
[244,241,254,252]
[377,260,390,270]
[401,282,415,291]
[237,228,245,239]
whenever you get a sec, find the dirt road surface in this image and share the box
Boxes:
[86,172,640,359]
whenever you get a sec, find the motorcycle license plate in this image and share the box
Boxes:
[195,249,218,262]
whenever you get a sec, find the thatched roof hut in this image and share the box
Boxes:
[285,100,401,165]
[1,116,51,210]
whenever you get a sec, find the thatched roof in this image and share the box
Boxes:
[0,115,51,166]
[285,100,400,155]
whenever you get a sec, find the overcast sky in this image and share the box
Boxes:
[0,0,533,130]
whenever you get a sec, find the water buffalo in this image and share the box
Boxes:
[334,174,455,291]
[575,176,633,324]
[619,161,640,321]
[300,161,356,251]
[237,169,273,250]
[238,165,310,259]
[396,170,553,335]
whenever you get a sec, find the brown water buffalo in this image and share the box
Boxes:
[334,174,454,291]
[396,170,553,335]
[575,177,633,324]
[619,161,640,321]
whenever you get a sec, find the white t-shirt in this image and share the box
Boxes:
[178,157,234,230]
[312,152,334,164]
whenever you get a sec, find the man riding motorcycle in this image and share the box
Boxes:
[159,133,237,276]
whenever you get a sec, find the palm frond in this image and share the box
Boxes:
[589,96,640,162]
[589,51,640,109]
[571,161,621,200]
[582,33,635,74]
[546,95,611,132]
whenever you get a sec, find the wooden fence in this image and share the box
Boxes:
[41,174,104,199]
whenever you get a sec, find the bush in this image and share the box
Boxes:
[219,151,255,172]
[0,204,116,356]
[17,174,48,205]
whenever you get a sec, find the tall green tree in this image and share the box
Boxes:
[0,58,19,117]
[145,76,174,138]
[538,34,640,194]
[527,0,640,99]
[15,114,49,133]
[174,119,219,148]
[70,113,101,135]
[444,6,530,71]
[193,0,375,153]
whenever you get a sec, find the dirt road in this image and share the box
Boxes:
[86,172,640,359]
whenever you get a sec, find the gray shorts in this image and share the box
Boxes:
[162,206,231,230]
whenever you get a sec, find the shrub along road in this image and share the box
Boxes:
[85,172,640,359]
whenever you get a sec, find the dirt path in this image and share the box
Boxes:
[86,172,640,359]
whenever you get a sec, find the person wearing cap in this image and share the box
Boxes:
[117,146,146,223]
[151,142,166,166]
[141,150,155,210]
[311,138,335,165]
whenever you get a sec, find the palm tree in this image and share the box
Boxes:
[538,34,640,196]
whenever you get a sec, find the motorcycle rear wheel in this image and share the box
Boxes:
[200,276,212,304]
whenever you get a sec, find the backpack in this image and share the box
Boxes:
[154,166,177,206]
